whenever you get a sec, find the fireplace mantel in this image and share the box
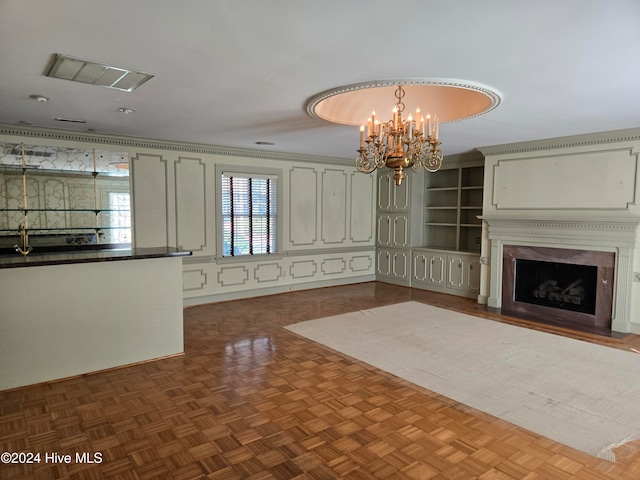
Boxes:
[481,216,640,333]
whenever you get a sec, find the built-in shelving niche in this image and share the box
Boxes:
[424,165,483,252]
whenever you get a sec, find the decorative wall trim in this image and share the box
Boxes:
[491,148,639,210]
[321,257,347,275]
[217,265,249,287]
[0,123,351,166]
[131,153,169,247]
[350,255,373,272]
[254,263,283,283]
[182,275,376,307]
[289,166,318,246]
[290,260,317,279]
[478,127,640,157]
[175,156,207,252]
[182,269,207,291]
[321,169,347,244]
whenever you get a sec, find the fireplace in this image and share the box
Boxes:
[502,245,614,332]
[483,217,639,334]
[514,259,597,315]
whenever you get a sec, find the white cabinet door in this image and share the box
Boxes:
[377,215,393,246]
[428,252,447,287]
[392,215,409,247]
[466,256,481,292]
[377,249,391,276]
[392,175,410,211]
[377,173,393,211]
[392,250,409,279]
[447,253,481,293]
[377,171,410,212]
[447,255,465,288]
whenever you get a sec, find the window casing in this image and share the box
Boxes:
[221,172,277,257]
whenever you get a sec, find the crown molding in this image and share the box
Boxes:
[478,128,640,157]
[0,123,352,166]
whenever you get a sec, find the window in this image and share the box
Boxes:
[221,172,277,257]
[108,192,131,244]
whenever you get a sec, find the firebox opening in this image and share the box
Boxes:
[514,259,597,315]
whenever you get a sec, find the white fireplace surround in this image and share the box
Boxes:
[482,217,640,333]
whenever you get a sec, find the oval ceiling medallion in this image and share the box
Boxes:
[306,79,502,126]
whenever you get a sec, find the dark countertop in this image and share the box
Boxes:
[0,246,192,269]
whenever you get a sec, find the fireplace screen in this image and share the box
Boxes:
[514,259,597,315]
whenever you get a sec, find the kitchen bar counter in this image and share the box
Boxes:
[0,246,191,268]
[0,248,188,391]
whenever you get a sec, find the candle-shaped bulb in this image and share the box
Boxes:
[359,125,365,148]
[371,110,376,127]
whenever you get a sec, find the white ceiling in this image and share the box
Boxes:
[1,0,639,161]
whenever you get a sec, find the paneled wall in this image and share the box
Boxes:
[478,128,640,333]
[0,127,376,305]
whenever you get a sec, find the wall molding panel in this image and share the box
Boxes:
[175,156,207,252]
[321,169,347,244]
[254,263,283,283]
[289,166,319,246]
[350,171,375,243]
[350,255,373,272]
[321,257,347,275]
[290,260,317,279]
[492,148,639,210]
[131,153,169,248]
[183,269,207,292]
[218,265,250,287]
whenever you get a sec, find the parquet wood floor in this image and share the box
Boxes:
[2,282,640,479]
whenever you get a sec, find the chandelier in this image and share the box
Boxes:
[356,85,442,185]
[305,79,502,186]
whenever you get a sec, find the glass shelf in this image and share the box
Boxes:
[3,208,131,213]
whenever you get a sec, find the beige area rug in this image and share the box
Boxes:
[285,301,640,462]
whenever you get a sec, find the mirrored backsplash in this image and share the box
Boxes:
[0,143,131,252]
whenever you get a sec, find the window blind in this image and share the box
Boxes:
[221,173,277,256]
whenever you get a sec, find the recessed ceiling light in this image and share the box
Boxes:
[30,95,49,103]
[55,117,87,124]
[118,108,135,114]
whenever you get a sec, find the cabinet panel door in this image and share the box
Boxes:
[412,252,429,282]
[428,253,446,286]
[447,255,465,288]
[466,257,481,292]
[392,175,410,210]
[376,215,392,246]
[377,174,392,211]
[392,215,409,247]
[376,249,391,276]
[392,251,408,279]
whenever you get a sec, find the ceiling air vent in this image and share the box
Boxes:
[46,54,154,92]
